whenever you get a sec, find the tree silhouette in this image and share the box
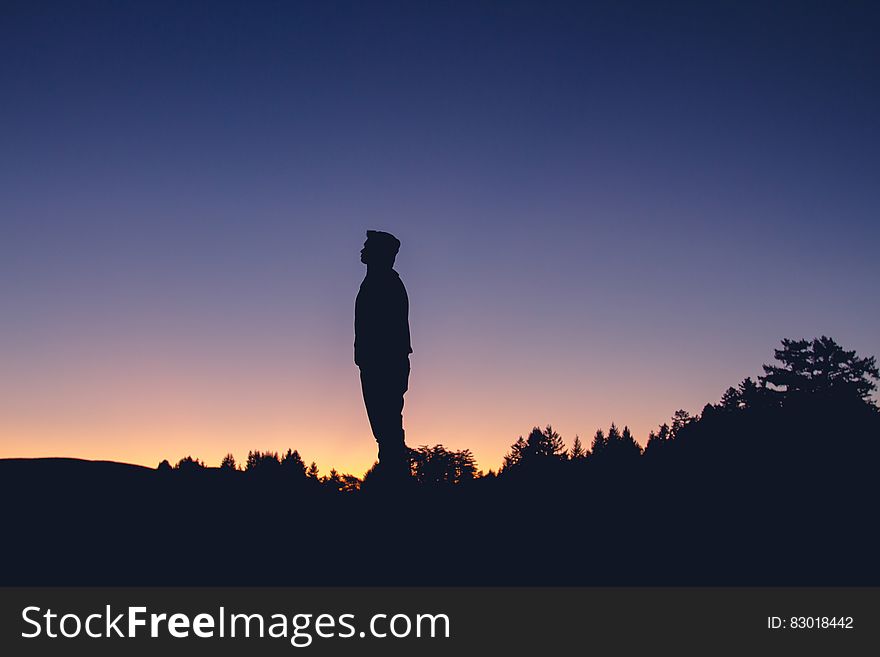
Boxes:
[716,377,773,412]
[321,468,360,493]
[174,455,205,471]
[281,449,307,478]
[220,453,237,470]
[410,444,477,485]
[619,426,642,458]
[502,425,566,473]
[502,436,527,470]
[719,386,741,411]
[6,334,880,587]
[670,410,693,437]
[760,336,879,402]
[593,423,642,464]
[306,462,319,480]
[340,473,361,493]
[245,450,281,474]
[590,428,607,458]
[323,468,343,490]
[644,423,671,459]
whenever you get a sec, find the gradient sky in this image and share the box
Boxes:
[2,1,878,475]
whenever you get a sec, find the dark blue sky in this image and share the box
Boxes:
[2,1,878,471]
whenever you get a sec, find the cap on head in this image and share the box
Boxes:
[365,230,401,257]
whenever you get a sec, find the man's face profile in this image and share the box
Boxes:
[361,239,394,267]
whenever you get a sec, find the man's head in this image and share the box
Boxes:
[360,230,400,268]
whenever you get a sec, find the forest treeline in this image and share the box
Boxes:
[4,335,878,586]
[161,335,880,493]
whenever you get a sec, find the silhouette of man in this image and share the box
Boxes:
[355,230,412,480]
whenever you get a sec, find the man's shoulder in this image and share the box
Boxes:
[359,270,407,298]
[366,270,405,284]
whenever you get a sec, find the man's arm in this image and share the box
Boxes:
[398,279,412,356]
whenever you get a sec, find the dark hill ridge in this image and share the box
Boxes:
[1,457,160,496]
[0,457,154,476]
[3,334,878,586]
[2,389,878,588]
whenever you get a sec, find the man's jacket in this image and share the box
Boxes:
[354,268,412,368]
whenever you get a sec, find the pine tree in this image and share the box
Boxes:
[246,450,280,472]
[339,473,361,493]
[502,436,527,471]
[569,435,586,460]
[526,425,566,459]
[670,411,692,438]
[306,462,319,479]
[760,336,878,402]
[281,448,306,478]
[590,428,607,458]
[644,423,671,458]
[174,455,205,471]
[719,386,741,411]
[606,423,621,445]
[323,468,344,492]
[738,377,772,409]
[453,449,478,482]
[502,426,566,472]
[411,445,478,484]
[619,426,643,458]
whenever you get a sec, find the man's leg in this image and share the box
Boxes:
[360,362,409,478]
[360,369,384,450]
[379,382,407,477]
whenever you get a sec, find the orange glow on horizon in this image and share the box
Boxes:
[0,292,761,476]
